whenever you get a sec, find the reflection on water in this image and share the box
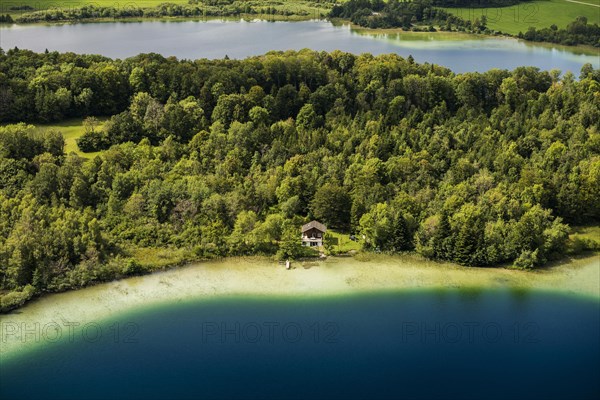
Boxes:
[1,290,598,399]
[1,20,598,72]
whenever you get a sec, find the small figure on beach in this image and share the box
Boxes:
[285,260,291,270]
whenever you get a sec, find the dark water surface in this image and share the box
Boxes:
[1,20,598,73]
[1,289,599,399]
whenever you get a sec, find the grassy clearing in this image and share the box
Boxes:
[570,225,600,242]
[568,225,600,254]
[443,0,600,35]
[126,246,192,271]
[33,117,106,158]
[327,230,362,253]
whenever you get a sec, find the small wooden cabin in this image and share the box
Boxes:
[301,221,327,247]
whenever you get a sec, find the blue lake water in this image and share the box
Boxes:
[0,20,598,73]
[1,290,598,399]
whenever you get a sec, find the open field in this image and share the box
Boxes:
[570,225,600,243]
[444,0,600,35]
[33,117,106,158]
[126,246,191,269]
[2,0,189,16]
[327,230,363,253]
[1,0,333,19]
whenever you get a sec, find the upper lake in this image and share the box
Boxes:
[1,20,598,73]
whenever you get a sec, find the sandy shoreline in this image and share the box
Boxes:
[1,253,598,360]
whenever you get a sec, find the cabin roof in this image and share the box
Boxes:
[301,220,327,233]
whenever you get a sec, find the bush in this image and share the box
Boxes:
[0,14,13,23]
[568,237,600,254]
[0,285,36,312]
[513,249,540,270]
[120,259,146,276]
[76,130,110,152]
[67,262,100,288]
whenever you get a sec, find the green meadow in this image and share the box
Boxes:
[444,0,600,35]
[570,225,600,243]
[327,231,363,254]
[3,0,188,16]
[33,118,106,158]
[2,0,332,19]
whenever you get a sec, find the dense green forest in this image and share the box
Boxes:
[330,0,487,31]
[1,48,599,311]
[519,16,600,48]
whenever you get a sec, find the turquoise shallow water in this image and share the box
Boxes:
[1,289,598,399]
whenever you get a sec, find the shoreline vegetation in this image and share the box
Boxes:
[0,0,600,48]
[1,252,598,350]
[1,0,599,48]
[1,252,598,361]
[1,48,599,313]
[330,0,600,47]
[340,21,600,56]
[1,245,598,315]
